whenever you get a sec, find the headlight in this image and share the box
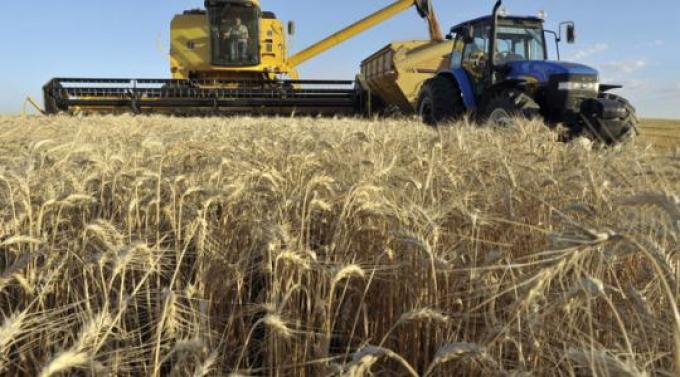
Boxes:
[558,82,600,92]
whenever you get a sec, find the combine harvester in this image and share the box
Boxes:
[358,0,639,144]
[43,0,442,116]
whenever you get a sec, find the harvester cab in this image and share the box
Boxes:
[206,1,261,67]
[172,0,291,81]
[417,0,638,144]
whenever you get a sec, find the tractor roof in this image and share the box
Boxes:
[450,15,544,33]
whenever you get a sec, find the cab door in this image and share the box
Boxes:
[460,22,491,97]
[447,23,490,110]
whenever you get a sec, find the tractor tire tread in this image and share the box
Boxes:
[589,93,639,144]
[418,76,465,126]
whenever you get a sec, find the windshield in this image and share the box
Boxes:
[208,4,260,66]
[495,25,546,63]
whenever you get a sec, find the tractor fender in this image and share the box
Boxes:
[441,68,477,110]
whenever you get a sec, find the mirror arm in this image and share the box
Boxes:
[544,29,560,60]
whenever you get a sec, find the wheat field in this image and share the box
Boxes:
[639,119,680,149]
[0,115,678,376]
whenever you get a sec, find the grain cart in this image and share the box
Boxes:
[359,0,638,144]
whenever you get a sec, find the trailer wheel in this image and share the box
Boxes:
[584,93,639,145]
[418,76,465,126]
[478,89,540,128]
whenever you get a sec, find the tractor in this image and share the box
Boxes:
[416,0,638,144]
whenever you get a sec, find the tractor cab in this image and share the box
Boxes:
[450,15,548,95]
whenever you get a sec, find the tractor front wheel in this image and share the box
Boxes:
[417,76,465,126]
[582,93,639,145]
[478,89,541,128]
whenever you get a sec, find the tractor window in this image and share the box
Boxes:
[450,34,464,69]
[495,26,546,63]
[514,42,526,58]
[461,24,491,82]
[208,4,260,66]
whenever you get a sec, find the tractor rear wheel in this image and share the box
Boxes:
[583,93,639,145]
[478,89,541,128]
[417,76,465,126]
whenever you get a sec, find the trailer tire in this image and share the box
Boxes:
[584,93,639,145]
[478,89,540,128]
[418,76,465,126]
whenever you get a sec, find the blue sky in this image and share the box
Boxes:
[2,0,679,118]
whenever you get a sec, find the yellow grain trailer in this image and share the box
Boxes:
[359,40,457,115]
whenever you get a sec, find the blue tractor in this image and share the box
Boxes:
[417,0,638,144]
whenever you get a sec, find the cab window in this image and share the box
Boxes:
[450,34,463,69]
[495,25,546,63]
[461,24,490,83]
[208,4,260,66]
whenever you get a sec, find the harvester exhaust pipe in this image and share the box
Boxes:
[416,0,444,41]
[489,0,503,85]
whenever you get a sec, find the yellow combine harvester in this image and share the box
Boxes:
[43,0,442,116]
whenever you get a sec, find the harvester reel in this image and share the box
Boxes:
[415,0,433,18]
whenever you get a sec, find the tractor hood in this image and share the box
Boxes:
[504,61,599,84]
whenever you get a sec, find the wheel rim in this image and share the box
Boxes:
[488,108,513,128]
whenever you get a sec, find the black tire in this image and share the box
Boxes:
[417,76,465,126]
[478,89,541,128]
[583,93,639,145]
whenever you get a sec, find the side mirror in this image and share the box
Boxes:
[445,33,453,40]
[566,24,576,44]
[288,21,296,36]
